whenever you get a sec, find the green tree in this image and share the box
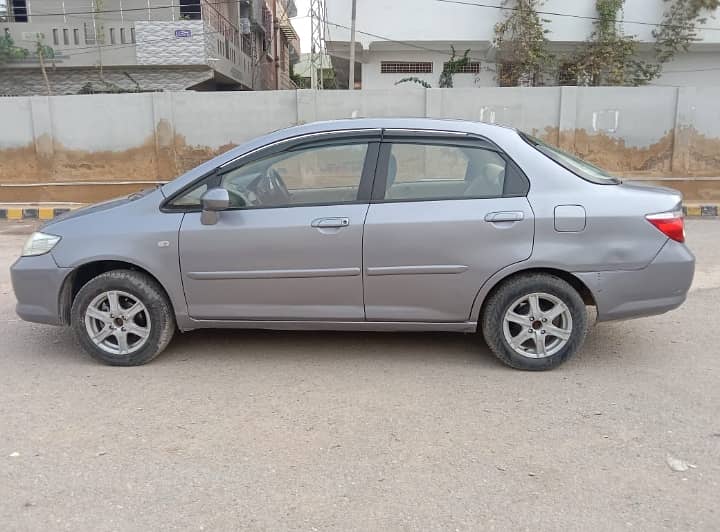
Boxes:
[653,0,720,64]
[0,35,29,65]
[395,46,471,88]
[568,0,660,86]
[493,0,553,86]
[438,46,471,88]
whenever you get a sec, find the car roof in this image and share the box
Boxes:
[276,117,516,137]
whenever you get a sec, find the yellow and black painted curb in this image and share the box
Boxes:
[1,203,719,221]
[683,204,719,217]
[0,207,74,221]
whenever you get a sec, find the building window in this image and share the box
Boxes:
[73,29,80,45]
[109,27,116,45]
[381,61,433,74]
[83,23,95,45]
[262,6,273,33]
[52,29,59,45]
[130,27,135,43]
[63,28,69,45]
[443,61,480,74]
[120,27,126,44]
[179,0,201,20]
[11,0,28,23]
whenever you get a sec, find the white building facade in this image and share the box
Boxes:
[324,0,720,89]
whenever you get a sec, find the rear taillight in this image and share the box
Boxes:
[646,210,685,243]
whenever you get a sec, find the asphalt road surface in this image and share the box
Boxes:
[1,220,719,531]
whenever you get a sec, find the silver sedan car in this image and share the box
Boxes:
[11,118,694,370]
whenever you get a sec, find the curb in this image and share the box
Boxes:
[683,205,719,217]
[0,207,74,221]
[1,204,718,221]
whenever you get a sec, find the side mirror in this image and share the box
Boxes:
[200,187,230,226]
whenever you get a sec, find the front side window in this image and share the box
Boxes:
[382,143,510,201]
[170,142,369,209]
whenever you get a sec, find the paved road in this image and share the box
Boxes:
[1,220,718,531]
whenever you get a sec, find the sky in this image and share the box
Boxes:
[291,0,314,56]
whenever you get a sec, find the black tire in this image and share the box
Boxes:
[71,270,176,366]
[481,273,587,371]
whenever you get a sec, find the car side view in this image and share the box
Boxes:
[11,118,695,370]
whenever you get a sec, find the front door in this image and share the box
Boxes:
[176,138,379,321]
[363,135,535,322]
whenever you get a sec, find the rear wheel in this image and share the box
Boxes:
[481,273,587,370]
[71,270,175,366]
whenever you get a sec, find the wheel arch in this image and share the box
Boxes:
[59,260,176,325]
[471,266,597,326]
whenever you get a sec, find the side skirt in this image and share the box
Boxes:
[180,319,478,333]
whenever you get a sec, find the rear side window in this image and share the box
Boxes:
[521,132,620,185]
[379,142,528,201]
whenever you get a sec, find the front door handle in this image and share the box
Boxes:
[311,217,350,228]
[484,211,525,223]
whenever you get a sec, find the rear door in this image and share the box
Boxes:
[362,131,534,322]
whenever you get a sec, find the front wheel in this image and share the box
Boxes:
[71,270,176,366]
[481,273,587,370]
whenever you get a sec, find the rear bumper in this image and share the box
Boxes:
[575,239,695,322]
[10,253,71,326]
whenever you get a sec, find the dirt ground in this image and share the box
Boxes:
[0,220,718,531]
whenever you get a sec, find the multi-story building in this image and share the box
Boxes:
[269,0,300,89]
[0,0,298,95]
[325,0,720,89]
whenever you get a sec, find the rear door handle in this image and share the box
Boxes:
[311,217,350,228]
[484,211,525,223]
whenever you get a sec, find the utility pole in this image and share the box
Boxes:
[309,0,325,89]
[348,0,356,90]
[92,0,105,83]
[272,0,279,90]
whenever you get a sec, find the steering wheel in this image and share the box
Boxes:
[265,168,291,203]
[247,168,291,206]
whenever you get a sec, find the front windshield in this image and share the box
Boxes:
[521,133,620,185]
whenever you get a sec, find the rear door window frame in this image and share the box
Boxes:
[371,130,530,203]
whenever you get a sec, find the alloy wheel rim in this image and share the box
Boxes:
[502,292,573,359]
[84,290,151,356]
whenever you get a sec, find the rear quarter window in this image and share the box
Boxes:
[520,132,620,185]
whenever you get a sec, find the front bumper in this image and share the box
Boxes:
[10,253,72,326]
[575,239,695,322]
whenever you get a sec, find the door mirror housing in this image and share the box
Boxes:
[200,187,230,225]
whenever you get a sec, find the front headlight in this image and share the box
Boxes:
[22,232,61,257]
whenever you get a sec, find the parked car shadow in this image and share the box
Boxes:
[160,328,499,368]
[17,317,637,371]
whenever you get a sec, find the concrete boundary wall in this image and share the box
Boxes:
[1,87,719,202]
